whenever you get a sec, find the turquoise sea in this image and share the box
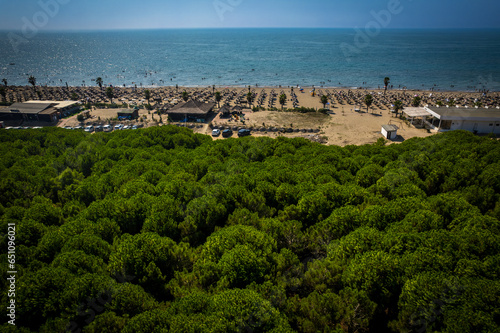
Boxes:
[0,28,499,91]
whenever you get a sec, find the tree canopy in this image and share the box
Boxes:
[1,127,499,332]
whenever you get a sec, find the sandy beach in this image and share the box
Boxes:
[1,85,499,146]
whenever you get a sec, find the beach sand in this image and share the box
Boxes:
[2,85,499,146]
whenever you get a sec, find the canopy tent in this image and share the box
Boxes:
[403,107,431,127]
[403,107,432,118]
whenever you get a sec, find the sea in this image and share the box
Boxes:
[1,28,499,91]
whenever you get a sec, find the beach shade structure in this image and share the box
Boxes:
[403,107,431,127]
[219,104,231,118]
[232,105,244,113]
[166,99,216,122]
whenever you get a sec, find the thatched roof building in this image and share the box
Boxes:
[218,104,231,116]
[0,100,79,122]
[231,105,244,113]
[166,99,215,121]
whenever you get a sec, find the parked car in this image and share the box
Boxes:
[84,125,94,133]
[64,126,73,130]
[212,129,221,137]
[103,125,112,132]
[123,125,131,130]
[132,125,139,130]
[114,124,123,131]
[73,126,83,130]
[238,128,251,137]
[222,129,233,138]
[95,125,103,132]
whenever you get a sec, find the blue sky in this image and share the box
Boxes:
[0,0,499,30]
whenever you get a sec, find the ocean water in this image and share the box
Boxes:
[0,28,499,91]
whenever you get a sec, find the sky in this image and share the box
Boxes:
[0,0,499,31]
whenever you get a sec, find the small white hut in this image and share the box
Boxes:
[381,124,398,140]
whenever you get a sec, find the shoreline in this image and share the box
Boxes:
[1,84,495,95]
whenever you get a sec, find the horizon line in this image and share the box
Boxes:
[1,26,500,33]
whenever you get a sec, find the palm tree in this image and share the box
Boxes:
[2,78,7,86]
[182,90,189,102]
[215,91,222,108]
[320,95,328,109]
[0,86,6,102]
[384,77,390,95]
[393,100,403,118]
[246,92,253,107]
[279,94,287,110]
[106,87,115,104]
[144,89,151,104]
[28,75,36,88]
[96,77,103,90]
[364,94,373,112]
[412,96,422,107]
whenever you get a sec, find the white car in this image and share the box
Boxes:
[103,124,112,132]
[84,125,94,132]
[114,124,123,130]
[212,129,221,137]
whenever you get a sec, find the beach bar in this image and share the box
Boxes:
[424,106,500,134]
[0,101,80,122]
[166,99,215,122]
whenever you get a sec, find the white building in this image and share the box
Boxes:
[424,106,500,134]
[381,124,398,140]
